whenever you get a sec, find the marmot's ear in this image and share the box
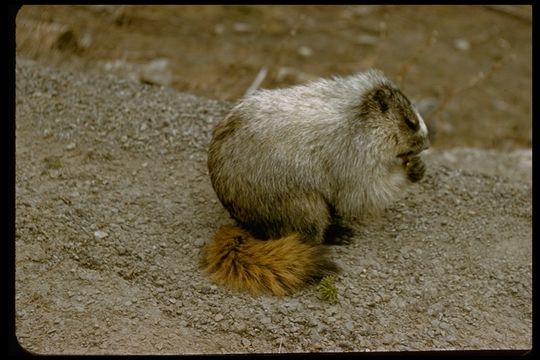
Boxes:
[372,87,390,113]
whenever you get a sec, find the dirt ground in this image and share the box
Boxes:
[14,58,531,354]
[13,5,532,355]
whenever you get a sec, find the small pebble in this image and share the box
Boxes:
[233,22,252,33]
[194,238,205,247]
[454,38,470,51]
[241,338,251,347]
[355,34,378,46]
[297,46,313,58]
[214,24,225,34]
[94,230,108,239]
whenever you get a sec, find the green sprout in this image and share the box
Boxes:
[318,275,338,303]
[44,156,63,169]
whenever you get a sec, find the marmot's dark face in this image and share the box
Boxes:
[359,84,430,159]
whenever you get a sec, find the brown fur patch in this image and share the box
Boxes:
[211,112,242,143]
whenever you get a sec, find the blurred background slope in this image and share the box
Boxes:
[16,5,532,150]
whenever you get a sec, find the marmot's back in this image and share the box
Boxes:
[233,70,393,133]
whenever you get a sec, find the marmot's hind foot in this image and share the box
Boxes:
[323,223,355,245]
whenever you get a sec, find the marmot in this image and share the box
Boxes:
[201,69,429,297]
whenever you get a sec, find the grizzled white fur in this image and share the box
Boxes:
[208,69,429,241]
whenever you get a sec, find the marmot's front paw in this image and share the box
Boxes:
[404,156,425,182]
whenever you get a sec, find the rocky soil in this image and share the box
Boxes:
[15,59,531,354]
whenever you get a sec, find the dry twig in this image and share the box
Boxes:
[244,67,268,97]
[484,5,532,23]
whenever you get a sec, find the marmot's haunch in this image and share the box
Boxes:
[201,69,430,296]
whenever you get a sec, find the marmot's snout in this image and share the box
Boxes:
[414,133,430,153]
[410,109,430,154]
[398,128,430,159]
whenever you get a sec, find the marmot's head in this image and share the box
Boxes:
[356,78,430,160]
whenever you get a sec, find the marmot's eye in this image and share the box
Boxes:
[404,116,419,131]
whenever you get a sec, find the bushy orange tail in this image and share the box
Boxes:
[200,225,339,297]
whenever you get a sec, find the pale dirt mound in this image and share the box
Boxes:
[15,59,531,354]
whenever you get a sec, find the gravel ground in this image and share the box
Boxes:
[15,58,531,354]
